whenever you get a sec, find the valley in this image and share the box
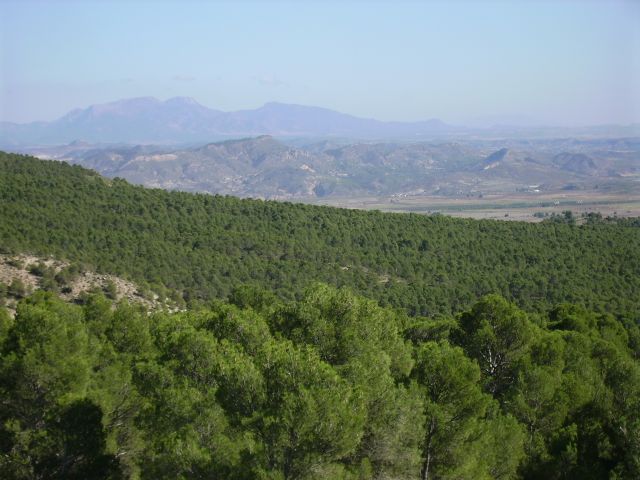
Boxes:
[311,190,640,221]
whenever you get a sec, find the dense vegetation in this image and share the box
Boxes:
[1,286,639,479]
[1,153,639,317]
[1,153,639,478]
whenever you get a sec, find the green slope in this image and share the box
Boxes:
[1,152,639,316]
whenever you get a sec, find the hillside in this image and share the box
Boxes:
[15,135,640,199]
[1,151,639,317]
[1,152,639,480]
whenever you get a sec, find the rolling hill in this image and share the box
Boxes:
[1,151,638,317]
[16,135,639,199]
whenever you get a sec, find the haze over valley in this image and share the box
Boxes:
[6,96,638,220]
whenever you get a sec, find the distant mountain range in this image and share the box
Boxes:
[2,96,638,146]
[18,135,640,199]
[0,97,459,145]
[3,96,638,199]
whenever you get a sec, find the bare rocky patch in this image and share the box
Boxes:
[0,253,176,316]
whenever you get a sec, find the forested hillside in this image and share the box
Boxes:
[1,152,638,317]
[1,152,640,478]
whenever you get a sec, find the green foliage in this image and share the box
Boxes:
[1,153,639,478]
[5,257,24,269]
[0,306,12,343]
[1,153,639,317]
[7,278,27,299]
[27,262,46,277]
[270,285,421,477]
[54,263,79,285]
[0,287,638,479]
[103,279,118,300]
[454,295,534,397]
[412,340,524,479]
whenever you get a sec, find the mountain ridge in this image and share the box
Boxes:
[3,96,639,146]
[0,97,458,145]
[22,135,638,200]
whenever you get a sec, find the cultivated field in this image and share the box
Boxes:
[308,190,640,222]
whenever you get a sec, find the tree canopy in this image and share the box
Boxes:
[1,152,639,317]
[1,286,638,479]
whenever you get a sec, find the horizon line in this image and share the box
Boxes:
[2,95,639,129]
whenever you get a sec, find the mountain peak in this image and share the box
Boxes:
[3,96,456,144]
[164,96,202,107]
[104,97,161,107]
[260,102,305,111]
[260,101,337,113]
[262,101,286,107]
[84,97,161,116]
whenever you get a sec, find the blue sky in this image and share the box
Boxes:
[1,0,638,125]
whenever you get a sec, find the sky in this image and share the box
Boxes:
[1,0,639,126]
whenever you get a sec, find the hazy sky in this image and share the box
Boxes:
[1,0,639,126]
